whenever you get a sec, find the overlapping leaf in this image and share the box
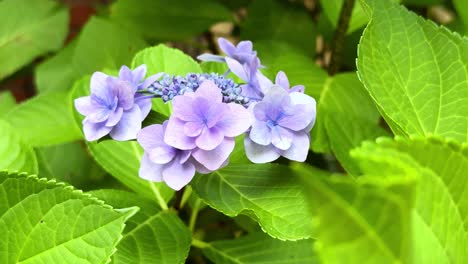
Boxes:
[357,0,468,142]
[202,232,318,264]
[0,121,37,174]
[34,40,79,93]
[0,0,68,80]
[298,146,419,263]
[90,190,191,264]
[0,171,137,264]
[3,91,81,146]
[360,136,468,263]
[190,164,315,240]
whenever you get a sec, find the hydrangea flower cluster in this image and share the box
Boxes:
[75,38,316,191]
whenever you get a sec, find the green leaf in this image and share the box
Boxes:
[73,17,147,76]
[242,0,316,56]
[0,0,68,80]
[311,73,382,153]
[255,41,327,99]
[201,232,319,264]
[0,171,137,264]
[34,40,80,93]
[131,44,202,116]
[298,148,418,263]
[357,0,468,142]
[110,0,232,40]
[361,136,468,263]
[36,142,107,190]
[89,190,192,264]
[0,90,15,116]
[70,76,174,204]
[132,44,202,76]
[190,164,315,240]
[326,116,390,176]
[453,0,468,30]
[3,91,81,146]
[0,120,38,174]
[320,0,369,34]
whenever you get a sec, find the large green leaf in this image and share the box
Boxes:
[357,0,468,142]
[110,0,232,40]
[0,120,37,174]
[298,147,419,263]
[73,17,147,76]
[311,73,382,153]
[255,41,327,99]
[0,0,68,80]
[70,76,174,204]
[242,0,316,56]
[3,91,81,146]
[89,190,191,264]
[190,164,315,240]
[34,40,79,93]
[131,44,202,116]
[201,232,318,264]
[0,171,137,264]
[0,91,15,116]
[359,136,468,263]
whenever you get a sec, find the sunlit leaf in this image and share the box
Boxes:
[0,171,137,263]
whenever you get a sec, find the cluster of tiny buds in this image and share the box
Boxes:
[142,73,250,106]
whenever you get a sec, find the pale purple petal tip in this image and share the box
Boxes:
[162,160,196,191]
[244,137,280,163]
[139,154,164,182]
[109,106,142,141]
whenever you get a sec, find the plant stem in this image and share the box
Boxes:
[150,182,169,210]
[328,0,356,75]
[179,186,193,210]
[191,238,210,249]
[189,199,201,232]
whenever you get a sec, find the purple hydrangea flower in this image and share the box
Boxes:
[197,38,259,65]
[244,85,316,163]
[137,122,196,190]
[275,71,305,93]
[164,80,253,170]
[225,57,272,101]
[74,65,157,141]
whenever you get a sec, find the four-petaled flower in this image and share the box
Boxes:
[164,80,253,171]
[74,65,157,141]
[245,86,316,163]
